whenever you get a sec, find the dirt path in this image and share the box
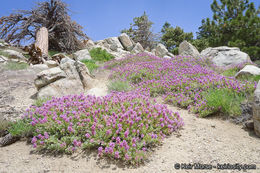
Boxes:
[0,68,260,173]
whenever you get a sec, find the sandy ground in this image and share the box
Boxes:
[0,66,260,173]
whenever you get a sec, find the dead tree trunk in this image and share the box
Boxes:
[35,27,48,56]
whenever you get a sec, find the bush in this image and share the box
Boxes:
[3,61,28,70]
[89,48,114,62]
[80,59,99,73]
[8,119,34,137]
[221,67,240,77]
[107,80,131,92]
[23,92,183,164]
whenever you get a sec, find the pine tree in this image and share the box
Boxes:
[198,0,260,60]
[121,12,156,49]
[161,22,193,54]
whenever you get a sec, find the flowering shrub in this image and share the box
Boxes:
[23,91,183,164]
[105,53,256,117]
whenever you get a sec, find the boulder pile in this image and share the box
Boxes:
[73,33,174,61]
[34,56,94,99]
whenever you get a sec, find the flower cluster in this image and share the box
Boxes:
[105,53,256,117]
[24,91,183,164]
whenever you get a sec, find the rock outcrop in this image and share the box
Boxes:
[155,43,169,58]
[201,46,251,67]
[73,49,91,61]
[73,34,173,60]
[34,67,66,90]
[132,42,144,54]
[235,65,260,78]
[118,33,134,51]
[2,49,27,62]
[35,57,93,99]
[179,41,200,57]
[253,81,260,137]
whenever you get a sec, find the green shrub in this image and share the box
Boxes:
[80,59,99,73]
[3,61,28,70]
[89,48,114,62]
[33,97,52,107]
[8,119,34,137]
[221,67,240,77]
[202,88,245,117]
[237,75,260,83]
[107,80,131,92]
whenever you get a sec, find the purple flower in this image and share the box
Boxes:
[114,151,120,158]
[85,133,90,138]
[31,136,37,143]
[44,132,49,139]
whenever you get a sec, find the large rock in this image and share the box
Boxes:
[75,61,94,89]
[60,57,81,80]
[73,49,91,61]
[118,33,134,51]
[235,65,260,78]
[34,67,66,89]
[2,50,26,61]
[44,60,58,68]
[37,78,84,99]
[35,57,94,99]
[104,37,124,51]
[201,46,251,67]
[110,49,130,60]
[96,40,110,50]
[84,40,95,50]
[253,81,260,137]
[179,41,200,57]
[132,42,144,54]
[155,43,168,57]
[30,64,49,73]
[52,53,67,63]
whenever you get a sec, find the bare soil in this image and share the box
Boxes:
[0,66,259,173]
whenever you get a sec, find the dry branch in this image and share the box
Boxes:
[0,0,88,53]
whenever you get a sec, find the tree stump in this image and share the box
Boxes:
[35,27,48,57]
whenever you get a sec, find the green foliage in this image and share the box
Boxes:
[191,39,210,52]
[33,97,52,107]
[121,11,155,49]
[107,80,131,92]
[161,22,193,54]
[198,0,260,60]
[202,88,245,117]
[89,48,114,62]
[8,119,34,137]
[237,74,260,82]
[3,61,28,70]
[80,59,99,73]
[222,67,240,77]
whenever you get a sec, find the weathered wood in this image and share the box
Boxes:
[35,27,48,56]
